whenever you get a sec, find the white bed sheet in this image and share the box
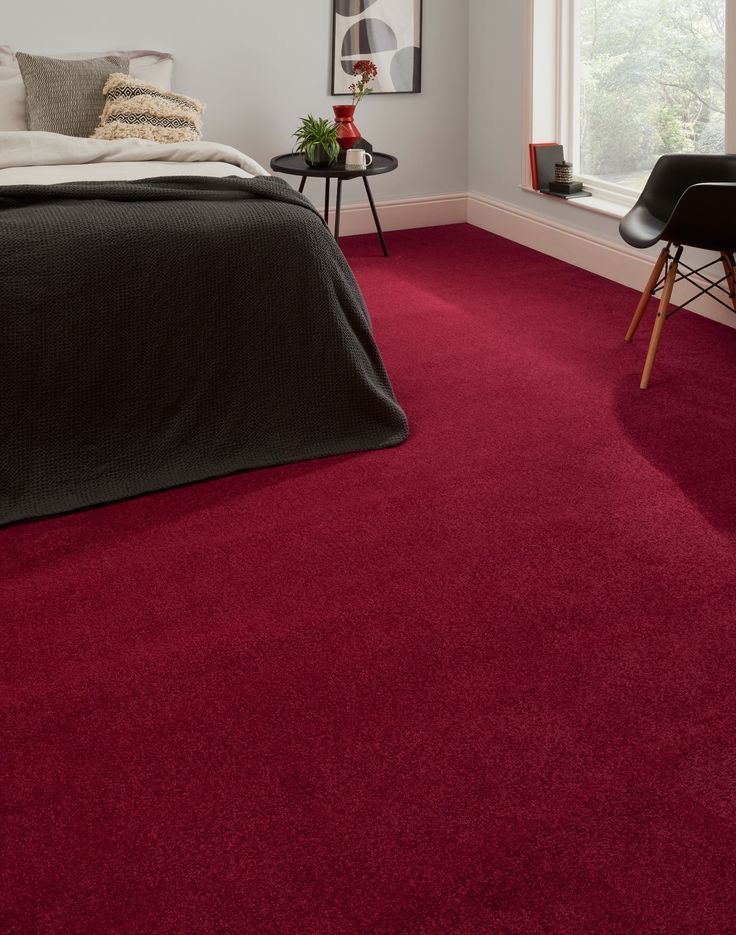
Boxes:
[0,131,268,186]
[0,160,252,186]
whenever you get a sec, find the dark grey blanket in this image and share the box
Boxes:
[0,176,408,524]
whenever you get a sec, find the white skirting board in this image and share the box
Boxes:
[325,186,735,329]
[466,191,736,329]
[317,191,468,237]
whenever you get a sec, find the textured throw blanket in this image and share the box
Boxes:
[0,176,408,524]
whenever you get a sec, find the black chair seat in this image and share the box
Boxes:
[620,204,667,249]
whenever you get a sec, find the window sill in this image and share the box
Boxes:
[520,185,629,220]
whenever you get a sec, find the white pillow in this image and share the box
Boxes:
[0,70,26,130]
[0,47,173,130]
[57,50,174,88]
[0,46,25,130]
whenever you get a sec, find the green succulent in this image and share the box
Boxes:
[292,114,340,165]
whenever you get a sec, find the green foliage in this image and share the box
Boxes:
[579,0,725,187]
[696,113,726,153]
[292,115,340,165]
[657,109,691,156]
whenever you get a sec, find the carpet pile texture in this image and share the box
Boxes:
[2,224,736,934]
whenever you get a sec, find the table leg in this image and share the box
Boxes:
[363,176,388,257]
[335,179,343,241]
[324,178,331,227]
[298,176,306,194]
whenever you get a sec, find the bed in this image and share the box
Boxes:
[0,131,409,525]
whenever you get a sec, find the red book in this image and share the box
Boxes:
[529,142,561,191]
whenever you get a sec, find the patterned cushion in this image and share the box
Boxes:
[16,52,129,137]
[92,73,204,144]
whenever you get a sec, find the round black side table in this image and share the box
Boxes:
[270,152,398,257]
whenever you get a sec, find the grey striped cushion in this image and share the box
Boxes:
[16,52,129,137]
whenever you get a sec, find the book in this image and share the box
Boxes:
[540,188,592,200]
[531,143,565,192]
[529,142,560,190]
[529,143,550,190]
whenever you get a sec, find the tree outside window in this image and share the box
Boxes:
[578,0,726,191]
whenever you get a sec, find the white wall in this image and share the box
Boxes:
[4,0,469,205]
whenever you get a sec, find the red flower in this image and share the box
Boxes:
[353,60,378,79]
[348,59,378,108]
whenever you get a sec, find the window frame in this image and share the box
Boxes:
[525,0,736,208]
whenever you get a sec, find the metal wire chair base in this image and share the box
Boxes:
[625,243,736,389]
[651,245,736,318]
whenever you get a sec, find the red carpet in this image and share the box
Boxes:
[3,224,736,934]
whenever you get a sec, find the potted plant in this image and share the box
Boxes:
[293,114,340,168]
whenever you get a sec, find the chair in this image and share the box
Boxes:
[620,154,736,389]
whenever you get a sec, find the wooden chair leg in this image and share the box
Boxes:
[625,246,669,342]
[721,252,736,312]
[640,255,679,390]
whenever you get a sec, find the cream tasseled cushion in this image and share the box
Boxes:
[92,72,204,143]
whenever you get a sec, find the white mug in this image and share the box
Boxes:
[346,149,373,171]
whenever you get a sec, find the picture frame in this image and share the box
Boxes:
[331,0,423,96]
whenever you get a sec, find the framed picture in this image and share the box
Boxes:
[331,0,423,96]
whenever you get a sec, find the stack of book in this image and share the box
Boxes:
[529,143,591,200]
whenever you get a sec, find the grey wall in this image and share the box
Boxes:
[4,0,469,204]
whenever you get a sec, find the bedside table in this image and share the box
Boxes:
[270,152,399,257]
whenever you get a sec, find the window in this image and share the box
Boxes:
[528,0,735,203]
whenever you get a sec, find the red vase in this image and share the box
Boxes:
[333,104,360,151]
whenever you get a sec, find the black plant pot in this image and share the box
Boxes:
[305,145,335,169]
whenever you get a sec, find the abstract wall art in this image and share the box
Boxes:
[331,0,423,95]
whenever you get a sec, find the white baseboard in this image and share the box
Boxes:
[325,191,467,237]
[321,186,734,329]
[467,191,736,328]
